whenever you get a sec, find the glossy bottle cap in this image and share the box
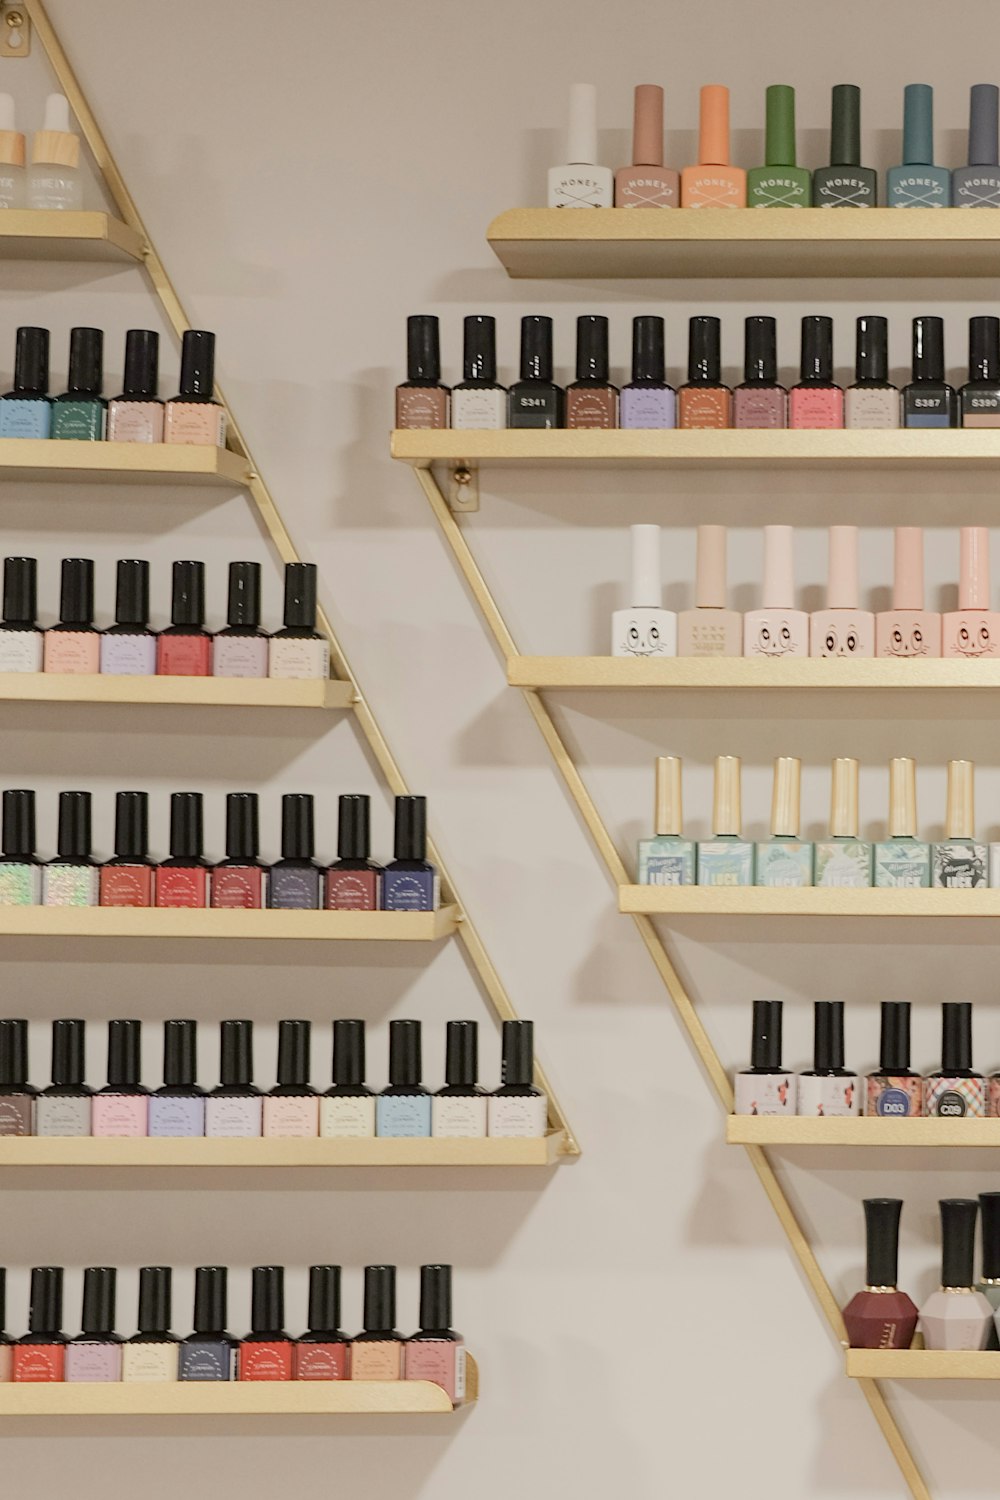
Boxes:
[276,1018,311,1088]
[106,1018,141,1089]
[653,755,683,838]
[945,759,975,839]
[419,1264,453,1332]
[940,1198,978,1289]
[743,316,777,384]
[281,793,314,859]
[813,1000,845,1072]
[2,788,35,857]
[695,524,728,610]
[332,1018,366,1088]
[121,330,159,399]
[500,1018,534,1088]
[137,1266,171,1335]
[829,757,860,839]
[855,316,889,385]
[219,1019,254,1088]
[887,757,918,839]
[12,326,48,396]
[57,790,91,859]
[879,1001,911,1072]
[769,756,801,838]
[968,315,1000,384]
[902,83,934,166]
[66,327,103,397]
[628,523,661,609]
[462,316,497,384]
[0,1017,28,1088]
[388,1018,422,1088]
[827,525,860,610]
[251,1266,284,1333]
[28,1267,63,1335]
[830,84,861,167]
[283,562,318,630]
[566,82,598,164]
[863,1198,902,1288]
[444,1020,478,1087]
[575,315,610,382]
[3,556,36,626]
[178,330,215,398]
[363,1265,396,1333]
[162,1018,197,1088]
[307,1265,341,1334]
[761,524,795,610]
[59,557,94,626]
[51,1017,86,1088]
[519,315,554,383]
[912,316,945,383]
[799,315,834,383]
[958,526,990,612]
[968,83,999,167]
[749,999,783,1070]
[227,562,261,629]
[169,792,204,860]
[631,84,664,166]
[765,83,796,167]
[224,792,259,861]
[81,1267,116,1337]
[698,83,730,166]
[170,560,205,628]
[631,316,666,384]
[406,316,440,383]
[687,316,721,385]
[712,754,742,836]
[941,1001,974,1073]
[193,1266,227,1335]
[114,559,149,628]
[34,94,77,167]
[979,1193,1000,1280]
[393,795,427,861]
[892,527,925,612]
[337,794,370,860]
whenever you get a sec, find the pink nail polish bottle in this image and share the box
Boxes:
[91,1018,148,1137]
[789,316,844,429]
[876,527,942,658]
[943,527,1000,657]
[743,525,809,658]
[810,525,875,657]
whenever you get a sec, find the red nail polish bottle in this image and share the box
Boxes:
[156,560,212,676]
[13,1267,66,1381]
[239,1266,293,1380]
[100,791,153,906]
[155,792,211,907]
[294,1266,349,1380]
[325,794,381,911]
[211,793,266,909]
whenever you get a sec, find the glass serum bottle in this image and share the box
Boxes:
[0,93,25,209]
[734,1000,797,1115]
[451,315,506,430]
[697,755,754,887]
[637,755,696,886]
[27,94,81,209]
[873,757,931,889]
[933,759,987,889]
[547,83,613,207]
[747,84,810,207]
[756,756,813,888]
[814,757,873,888]
[887,84,951,207]
[813,85,877,206]
[611,523,677,658]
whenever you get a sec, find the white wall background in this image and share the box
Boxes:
[1,1,999,1495]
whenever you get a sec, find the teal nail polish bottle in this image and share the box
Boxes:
[748,85,810,208]
[51,327,106,440]
[887,84,951,207]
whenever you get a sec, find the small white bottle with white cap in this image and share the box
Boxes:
[548,84,613,208]
[0,95,25,209]
[28,94,82,210]
[611,524,677,657]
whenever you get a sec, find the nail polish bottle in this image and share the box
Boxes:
[873,759,931,889]
[263,1018,319,1137]
[451,316,506,431]
[748,84,810,208]
[620,316,675,430]
[0,327,51,438]
[680,84,746,207]
[92,1018,148,1136]
[206,1019,262,1138]
[903,316,957,428]
[789,316,843,429]
[615,84,678,208]
[321,1018,375,1138]
[732,316,787,429]
[547,83,613,207]
[887,84,951,207]
[566,315,618,429]
[876,528,941,659]
[180,1267,235,1381]
[734,1000,797,1115]
[98,791,152,908]
[35,1018,91,1137]
[637,756,696,886]
[377,1018,431,1137]
[0,94,25,209]
[101,560,157,675]
[943,526,1000,658]
[65,1267,121,1382]
[952,84,1000,207]
[122,1267,179,1381]
[919,1200,993,1351]
[405,1265,466,1404]
[846,316,900,429]
[755,757,814,887]
[925,1002,985,1118]
[813,85,877,206]
[0,557,43,673]
[0,789,41,905]
[798,1002,860,1116]
[295,1266,349,1381]
[213,562,268,677]
[43,558,98,675]
[351,1265,403,1380]
[382,795,439,911]
[13,1268,65,1381]
[977,1194,1000,1345]
[157,560,212,676]
[268,793,321,909]
[239,1266,293,1380]
[0,1018,34,1135]
[611,524,677,658]
[960,316,1000,428]
[325,794,382,911]
[933,760,986,889]
[815,758,873,888]
[395,315,449,429]
[488,1019,548,1138]
[43,791,99,906]
[433,1020,487,1139]
[155,792,210,907]
[842,1199,918,1348]
[743,525,809,658]
[0,1270,9,1381]
[210,793,266,909]
[810,525,875,658]
[107,330,163,442]
[268,563,330,680]
[164,330,226,446]
[27,94,81,209]
[696,755,755,886]
[678,526,742,657]
[51,328,106,440]
[149,1019,205,1137]
[677,316,731,429]
[508,315,564,430]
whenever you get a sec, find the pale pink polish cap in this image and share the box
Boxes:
[827,526,860,609]
[959,526,990,611]
[762,525,795,609]
[632,84,664,166]
[695,525,727,608]
[892,527,925,611]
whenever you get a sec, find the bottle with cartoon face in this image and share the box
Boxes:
[611,525,677,658]
[743,526,809,659]
[876,527,941,658]
[810,526,875,658]
[942,527,1000,658]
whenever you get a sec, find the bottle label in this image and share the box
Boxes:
[733,1073,797,1115]
[0,630,43,672]
[350,1340,402,1380]
[814,175,875,206]
[262,1095,319,1138]
[620,387,676,429]
[100,633,157,675]
[325,868,379,910]
[164,402,226,446]
[204,1095,262,1138]
[43,864,99,907]
[29,171,78,210]
[873,842,931,888]
[100,865,153,907]
[51,400,107,441]
[566,387,617,429]
[789,386,844,428]
[756,842,813,887]
[212,635,268,678]
[157,634,212,676]
[211,867,264,909]
[451,388,506,431]
[797,1074,860,1117]
[486,1093,548,1138]
[13,1344,65,1381]
[294,1342,350,1380]
[319,1094,375,1138]
[43,630,100,674]
[678,388,730,428]
[268,637,330,680]
[0,399,51,439]
[35,1094,91,1137]
[696,842,755,887]
[0,1095,31,1135]
[865,1077,922,1117]
[268,866,320,909]
[91,1093,148,1137]
[65,1342,122,1382]
[179,1341,235,1381]
[155,866,209,908]
[932,841,987,889]
[107,400,164,442]
[395,387,449,429]
[814,842,872,887]
[925,1076,986,1118]
[638,839,696,886]
[239,1341,293,1381]
[121,1342,179,1382]
[432,1094,488,1138]
[845,388,901,430]
[148,1094,206,1137]
[0,862,40,905]
[382,870,438,911]
[376,1093,431,1137]
[404,1341,464,1402]
[733,388,787,428]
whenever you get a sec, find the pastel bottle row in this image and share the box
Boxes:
[0,327,225,443]
[0,789,438,911]
[0,1016,546,1140]
[0,1262,467,1400]
[638,755,995,889]
[546,81,1000,208]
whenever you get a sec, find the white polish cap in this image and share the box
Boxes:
[629,524,661,608]
[567,83,598,165]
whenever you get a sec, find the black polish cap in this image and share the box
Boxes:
[219,1019,254,1088]
[276,1018,311,1088]
[178,330,216,398]
[283,562,318,630]
[2,789,35,857]
[863,1199,902,1288]
[106,1018,141,1089]
[28,1267,63,1335]
[406,315,441,383]
[332,1018,366,1088]
[800,315,834,383]
[81,1266,116,1337]
[225,793,259,861]
[445,1020,478,1087]
[418,1264,453,1332]
[193,1266,227,1335]
[114,791,148,861]
[968,315,1000,383]
[66,328,103,397]
[813,1001,845,1072]
[363,1265,396,1333]
[749,1000,783,1070]
[281,793,314,860]
[114,559,149,628]
[307,1265,342,1334]
[388,1018,422,1088]
[59,557,94,626]
[50,1018,86,1088]
[912,316,945,382]
[500,1018,535,1088]
[574,314,610,382]
[519,315,554,382]
[855,316,889,384]
[137,1266,171,1335]
[337,794,370,860]
[3,556,36,625]
[980,1193,1000,1280]
[830,84,861,166]
[687,315,721,384]
[940,1001,973,1073]
[969,83,1000,167]
[743,316,778,384]
[226,562,261,629]
[0,1017,28,1088]
[462,316,497,383]
[393,795,426,861]
[630,316,666,384]
[251,1265,285,1333]
[940,1198,978,1289]
[169,792,203,860]
[57,790,91,860]
[169,560,205,628]
[879,1001,911,1072]
[162,1018,198,1088]
[121,330,159,399]
[13,326,49,396]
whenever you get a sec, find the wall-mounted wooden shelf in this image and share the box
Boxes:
[846,1350,1000,1381]
[621,887,1000,918]
[507,657,1000,691]
[486,207,1000,280]
[0,906,459,941]
[0,439,250,486]
[727,1117,1000,1147]
[0,674,353,710]
[0,209,144,263]
[0,1133,566,1167]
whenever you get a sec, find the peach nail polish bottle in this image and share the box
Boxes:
[677,525,742,656]
[614,84,678,207]
[810,525,875,657]
[943,527,1000,658]
[677,317,731,429]
[743,525,809,658]
[680,85,746,207]
[876,527,941,658]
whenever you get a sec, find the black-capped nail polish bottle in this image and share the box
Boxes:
[0,1017,34,1135]
[35,1018,91,1137]
[508,316,564,429]
[325,793,383,911]
[351,1265,403,1380]
[295,1265,349,1380]
[566,314,618,429]
[100,559,156,676]
[100,790,153,908]
[43,556,98,675]
[92,1018,148,1136]
[214,561,268,678]
[0,789,40,905]
[321,1018,374,1138]
[268,793,321,909]
[52,327,107,440]
[149,1018,205,1137]
[903,316,957,428]
[65,1267,121,1382]
[382,795,438,911]
[180,1266,236,1381]
[451,315,506,431]
[404,1264,466,1404]
[42,789,99,908]
[14,1266,65,1380]
[268,563,330,680]
[239,1265,292,1381]
[377,1018,430,1137]
[433,1020,487,1138]
[924,1002,985,1118]
[395,314,450,430]
[488,1018,547,1137]
[797,1001,860,1117]
[0,558,43,675]
[206,1018,262,1139]
[122,1266,178,1382]
[960,316,1000,428]
[157,559,212,676]
[263,1018,319,1137]
[734,1000,797,1116]
[155,791,211,908]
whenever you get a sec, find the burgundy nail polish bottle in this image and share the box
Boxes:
[156,561,212,676]
[239,1265,293,1380]
[13,1266,65,1381]
[211,793,266,909]
[843,1199,917,1349]
[404,1264,466,1405]
[295,1265,349,1380]
[100,791,153,907]
[325,794,382,911]
[0,1017,34,1135]
[155,792,211,907]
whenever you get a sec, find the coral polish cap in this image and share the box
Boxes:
[892,527,925,611]
[959,526,990,611]
[699,84,730,166]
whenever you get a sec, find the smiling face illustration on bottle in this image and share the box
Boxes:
[743,526,808,659]
[943,528,1000,657]
[810,527,875,658]
[611,525,677,658]
[876,527,942,659]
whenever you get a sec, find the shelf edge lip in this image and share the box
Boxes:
[725,1117,1000,1147]
[845,1349,1000,1380]
[0,675,353,709]
[619,886,1000,918]
[505,657,1000,691]
[0,904,461,941]
[0,1132,566,1168]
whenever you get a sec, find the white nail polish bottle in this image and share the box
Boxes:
[547,84,613,208]
[611,524,677,658]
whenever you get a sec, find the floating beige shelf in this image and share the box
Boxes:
[0,439,250,486]
[621,887,1000,918]
[0,209,144,262]
[0,906,459,941]
[487,207,1000,280]
[727,1117,1000,1148]
[0,1133,566,1167]
[846,1350,1000,1381]
[507,657,1000,691]
[0,674,353,710]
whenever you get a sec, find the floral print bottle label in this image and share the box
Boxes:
[733,1072,797,1115]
